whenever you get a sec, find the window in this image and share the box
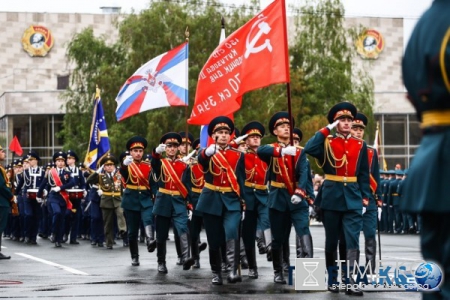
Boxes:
[57,75,69,90]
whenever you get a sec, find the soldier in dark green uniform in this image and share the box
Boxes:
[0,145,15,259]
[120,136,155,267]
[402,1,450,298]
[304,102,370,295]
[257,112,310,284]
[152,132,195,273]
[390,170,403,234]
[196,116,246,285]
[87,154,127,249]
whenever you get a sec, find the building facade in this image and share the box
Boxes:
[0,10,419,168]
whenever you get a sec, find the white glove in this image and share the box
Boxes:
[97,189,103,196]
[182,150,196,163]
[13,196,18,204]
[83,190,87,198]
[281,146,297,156]
[36,197,43,203]
[309,206,314,216]
[123,155,133,166]
[241,211,245,221]
[96,165,104,174]
[291,195,302,204]
[205,144,217,157]
[234,134,248,144]
[43,189,48,198]
[377,207,382,221]
[51,186,61,192]
[326,120,340,130]
[362,207,367,215]
[155,144,166,154]
[188,210,193,221]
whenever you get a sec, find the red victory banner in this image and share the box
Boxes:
[188,0,289,125]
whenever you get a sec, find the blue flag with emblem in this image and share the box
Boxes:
[84,87,110,170]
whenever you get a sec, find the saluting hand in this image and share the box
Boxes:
[233,134,248,144]
[155,144,166,154]
[123,155,133,166]
[327,119,340,130]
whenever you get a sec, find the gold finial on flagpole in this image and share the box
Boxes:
[95,85,101,100]
[185,26,189,42]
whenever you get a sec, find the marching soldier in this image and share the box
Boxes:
[37,151,75,248]
[152,132,195,273]
[120,136,155,266]
[185,138,207,268]
[15,151,45,245]
[64,150,87,244]
[257,112,310,284]
[0,145,15,259]
[402,1,450,296]
[87,154,127,249]
[386,170,396,233]
[239,121,271,279]
[196,116,246,285]
[10,159,24,241]
[390,170,403,234]
[350,113,382,272]
[292,127,315,261]
[304,102,370,295]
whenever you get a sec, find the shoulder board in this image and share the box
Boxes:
[327,135,333,139]
[367,145,376,150]
[295,145,304,149]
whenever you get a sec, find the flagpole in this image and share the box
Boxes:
[184,26,190,154]
[279,0,296,190]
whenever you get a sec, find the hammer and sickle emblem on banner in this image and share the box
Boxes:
[244,15,273,59]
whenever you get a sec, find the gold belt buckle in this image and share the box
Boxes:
[215,186,220,191]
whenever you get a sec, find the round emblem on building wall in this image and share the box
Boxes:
[21,25,54,57]
[355,29,384,59]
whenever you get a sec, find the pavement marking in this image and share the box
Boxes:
[15,253,89,276]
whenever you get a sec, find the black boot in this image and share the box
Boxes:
[296,234,302,258]
[145,225,156,252]
[299,234,314,258]
[222,242,230,272]
[180,233,195,270]
[0,238,11,260]
[272,247,286,284]
[157,241,168,273]
[282,239,290,272]
[226,239,242,283]
[255,230,266,254]
[174,231,182,265]
[239,237,248,269]
[122,231,129,247]
[365,238,376,274]
[199,240,207,252]
[246,247,258,279]
[209,248,223,285]
[129,239,140,266]
[264,229,272,262]
[345,249,363,296]
[325,251,339,293]
[191,237,201,269]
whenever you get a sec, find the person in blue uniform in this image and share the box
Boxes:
[15,151,45,245]
[0,145,15,259]
[38,151,75,248]
[401,1,450,298]
[120,136,155,266]
[10,159,24,241]
[257,112,310,284]
[63,150,87,244]
[386,170,396,233]
[196,116,246,285]
[390,170,403,234]
[304,102,370,295]
[152,132,195,273]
